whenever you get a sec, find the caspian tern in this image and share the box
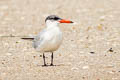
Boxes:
[22,15,73,66]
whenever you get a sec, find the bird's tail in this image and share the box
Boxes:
[21,37,34,41]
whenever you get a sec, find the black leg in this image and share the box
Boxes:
[43,53,47,66]
[50,52,54,66]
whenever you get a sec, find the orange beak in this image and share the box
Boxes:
[59,19,73,23]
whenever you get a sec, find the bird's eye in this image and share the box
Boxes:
[54,17,59,20]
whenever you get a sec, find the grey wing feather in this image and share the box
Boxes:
[32,30,45,48]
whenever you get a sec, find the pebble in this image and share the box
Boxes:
[108,48,114,52]
[97,24,103,31]
[82,66,89,69]
[90,52,95,54]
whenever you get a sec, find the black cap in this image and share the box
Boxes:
[45,15,62,22]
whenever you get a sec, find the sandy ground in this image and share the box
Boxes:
[0,0,120,80]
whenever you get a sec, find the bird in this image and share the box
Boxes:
[21,15,73,66]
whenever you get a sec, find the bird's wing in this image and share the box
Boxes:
[33,30,46,48]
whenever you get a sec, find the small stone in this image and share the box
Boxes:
[90,52,95,54]
[82,76,85,79]
[82,66,89,69]
[97,24,103,31]
[33,56,36,58]
[16,41,19,43]
[40,55,42,57]
[108,48,114,52]
[2,62,4,64]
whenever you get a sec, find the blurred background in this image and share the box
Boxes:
[0,0,120,80]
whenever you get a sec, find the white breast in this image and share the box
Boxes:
[34,27,62,52]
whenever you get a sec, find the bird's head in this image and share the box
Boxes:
[45,15,73,27]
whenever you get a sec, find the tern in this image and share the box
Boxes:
[22,15,73,66]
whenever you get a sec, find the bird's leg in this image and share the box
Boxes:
[43,53,47,66]
[50,52,54,66]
